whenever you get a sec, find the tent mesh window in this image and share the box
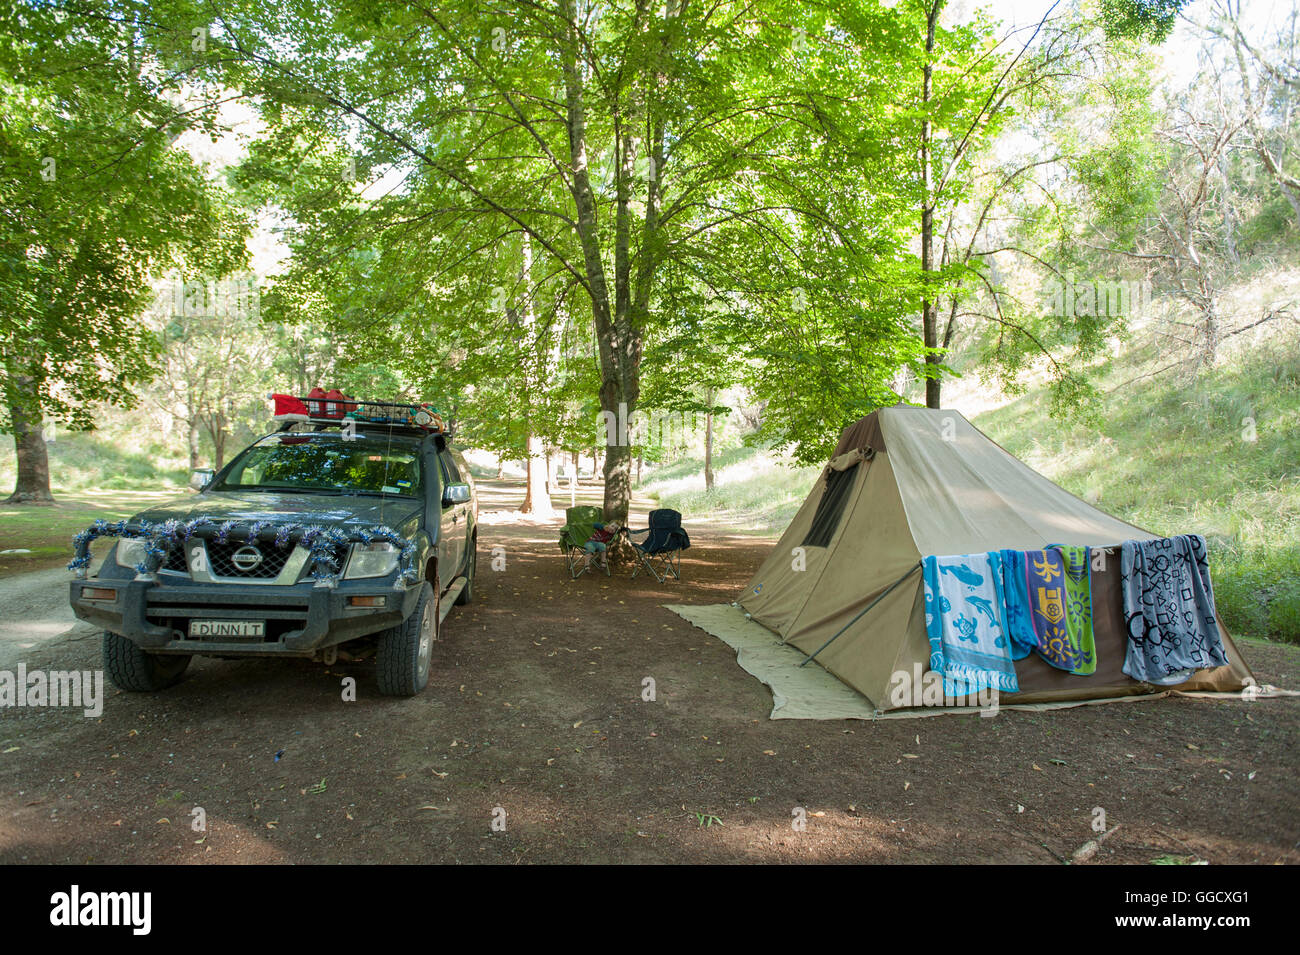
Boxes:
[801,463,859,548]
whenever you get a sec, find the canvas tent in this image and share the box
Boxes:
[737,404,1254,711]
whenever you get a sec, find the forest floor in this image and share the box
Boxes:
[0,478,1296,864]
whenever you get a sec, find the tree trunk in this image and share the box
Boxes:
[3,368,54,504]
[559,0,653,526]
[603,429,634,524]
[521,434,554,517]
[213,409,227,470]
[1201,285,1221,367]
[200,410,228,470]
[704,387,715,491]
[920,2,942,409]
[516,231,556,518]
[1218,154,1239,266]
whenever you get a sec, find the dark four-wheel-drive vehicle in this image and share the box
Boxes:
[69,395,477,697]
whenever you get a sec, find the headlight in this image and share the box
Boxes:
[344,542,399,579]
[114,539,147,570]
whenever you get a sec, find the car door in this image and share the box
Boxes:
[438,449,466,580]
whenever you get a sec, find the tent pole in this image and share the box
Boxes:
[798,560,922,667]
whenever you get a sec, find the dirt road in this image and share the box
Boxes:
[1,481,1297,864]
[0,568,99,671]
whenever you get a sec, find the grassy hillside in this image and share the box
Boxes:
[636,443,820,534]
[0,429,189,493]
[976,325,1300,644]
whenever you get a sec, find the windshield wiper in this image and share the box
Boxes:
[216,485,344,495]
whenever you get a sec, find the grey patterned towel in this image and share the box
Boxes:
[1120,534,1228,685]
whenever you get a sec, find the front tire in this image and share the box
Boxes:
[102,632,191,692]
[376,581,437,697]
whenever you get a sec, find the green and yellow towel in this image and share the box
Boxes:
[1001,545,1096,675]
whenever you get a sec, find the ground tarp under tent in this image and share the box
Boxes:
[677,404,1256,715]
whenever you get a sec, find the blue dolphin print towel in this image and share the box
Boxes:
[923,553,1020,696]
[1120,534,1228,686]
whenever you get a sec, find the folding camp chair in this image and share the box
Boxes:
[626,509,690,582]
[559,505,611,579]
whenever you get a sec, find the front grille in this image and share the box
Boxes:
[156,539,347,581]
[207,541,294,579]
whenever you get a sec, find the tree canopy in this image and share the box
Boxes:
[5,0,1298,508]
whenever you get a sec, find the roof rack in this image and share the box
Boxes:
[269,393,453,438]
[273,418,442,439]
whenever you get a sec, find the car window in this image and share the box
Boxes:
[216,435,423,498]
[439,450,462,484]
[452,450,473,487]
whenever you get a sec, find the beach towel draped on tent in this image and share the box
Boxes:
[923,552,1020,696]
[1120,534,1229,685]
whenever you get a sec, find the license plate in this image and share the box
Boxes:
[188,620,265,639]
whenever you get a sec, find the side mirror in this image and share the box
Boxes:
[190,468,215,492]
[442,482,471,506]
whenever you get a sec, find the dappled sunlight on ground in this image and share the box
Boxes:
[0,795,290,864]
[1,475,1295,863]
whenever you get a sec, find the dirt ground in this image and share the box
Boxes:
[0,479,1297,864]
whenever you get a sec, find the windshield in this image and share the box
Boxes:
[215,435,423,498]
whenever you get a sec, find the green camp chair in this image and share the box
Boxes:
[559,505,610,578]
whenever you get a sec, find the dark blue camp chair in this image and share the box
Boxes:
[625,509,690,582]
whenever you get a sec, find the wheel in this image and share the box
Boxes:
[455,537,475,605]
[376,581,436,697]
[102,631,191,692]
